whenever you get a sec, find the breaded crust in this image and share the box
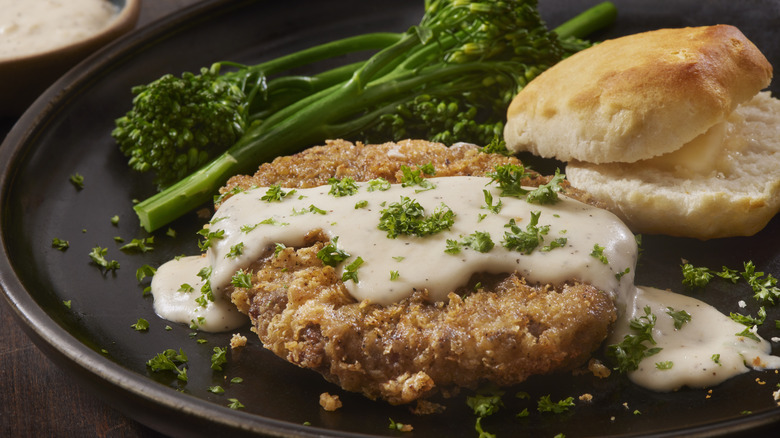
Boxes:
[223,139,616,404]
[504,25,773,163]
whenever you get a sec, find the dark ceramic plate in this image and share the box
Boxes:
[1,0,780,436]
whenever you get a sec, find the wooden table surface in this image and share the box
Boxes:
[0,2,200,437]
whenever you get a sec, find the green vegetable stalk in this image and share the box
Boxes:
[114,0,617,232]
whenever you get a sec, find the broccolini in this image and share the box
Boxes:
[115,0,617,231]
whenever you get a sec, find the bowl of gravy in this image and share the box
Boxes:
[0,0,140,116]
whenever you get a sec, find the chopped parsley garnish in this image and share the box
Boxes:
[69,173,85,190]
[665,307,692,330]
[207,385,225,394]
[542,237,567,252]
[227,398,244,409]
[111,215,120,226]
[679,260,780,303]
[487,163,530,198]
[231,269,253,289]
[681,262,714,288]
[354,200,368,209]
[51,237,70,251]
[89,246,120,273]
[400,164,436,192]
[136,264,156,283]
[211,346,228,371]
[615,267,631,281]
[712,354,722,366]
[466,387,503,438]
[730,307,766,326]
[501,211,549,254]
[195,266,214,307]
[261,184,296,202]
[292,204,327,215]
[342,257,364,283]
[482,190,503,214]
[213,185,246,204]
[230,377,243,384]
[178,283,195,293]
[226,242,245,259]
[146,348,188,382]
[367,177,391,192]
[273,243,287,257]
[481,135,511,156]
[445,232,494,255]
[62,300,72,309]
[606,305,662,372]
[377,196,455,238]
[655,361,673,370]
[390,270,400,281]
[467,390,504,417]
[537,395,575,414]
[197,228,225,251]
[526,169,565,205]
[328,177,359,197]
[388,418,413,432]
[742,261,780,304]
[736,327,761,342]
[316,237,351,267]
[590,244,608,264]
[120,236,155,253]
[131,318,150,331]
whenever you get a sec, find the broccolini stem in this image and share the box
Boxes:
[243,32,403,77]
[553,1,617,40]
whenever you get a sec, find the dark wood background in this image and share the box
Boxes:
[0,2,199,437]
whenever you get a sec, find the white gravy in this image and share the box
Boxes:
[150,174,780,392]
[0,0,118,59]
[611,286,780,391]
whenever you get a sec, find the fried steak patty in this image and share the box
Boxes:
[221,139,617,405]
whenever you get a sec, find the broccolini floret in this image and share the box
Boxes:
[119,0,617,231]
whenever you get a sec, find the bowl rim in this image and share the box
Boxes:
[0,0,141,65]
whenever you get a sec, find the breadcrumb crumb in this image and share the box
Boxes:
[578,393,593,402]
[319,392,343,411]
[230,333,247,349]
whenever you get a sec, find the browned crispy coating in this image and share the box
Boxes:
[223,139,616,404]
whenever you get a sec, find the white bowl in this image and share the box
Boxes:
[0,0,141,116]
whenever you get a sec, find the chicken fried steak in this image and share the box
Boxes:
[221,139,618,405]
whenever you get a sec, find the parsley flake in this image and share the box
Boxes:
[487,164,530,198]
[131,318,150,331]
[316,237,351,267]
[146,348,188,381]
[231,269,253,289]
[367,177,391,192]
[88,246,120,273]
[377,196,455,238]
[665,307,692,330]
[342,257,364,283]
[526,169,565,205]
[261,185,296,202]
[537,395,575,414]
[606,305,662,372]
[227,398,244,410]
[69,173,85,190]
[211,346,228,371]
[52,237,70,251]
[590,244,608,264]
[328,177,359,197]
[501,211,549,254]
[400,164,436,192]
